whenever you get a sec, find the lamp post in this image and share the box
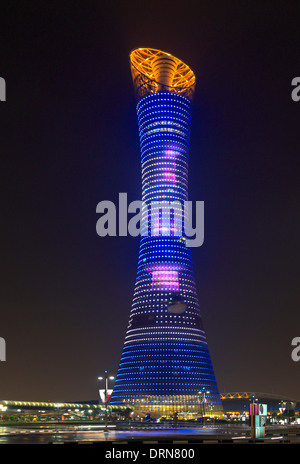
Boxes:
[198,388,210,424]
[98,371,115,432]
[203,390,210,419]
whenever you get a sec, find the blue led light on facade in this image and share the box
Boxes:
[109,49,223,418]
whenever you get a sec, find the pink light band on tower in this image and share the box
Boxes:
[163,172,176,182]
[152,269,179,291]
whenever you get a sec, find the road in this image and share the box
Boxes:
[0,423,299,444]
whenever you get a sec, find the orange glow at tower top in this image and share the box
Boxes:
[130,48,196,101]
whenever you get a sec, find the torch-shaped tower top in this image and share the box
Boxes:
[130,48,196,102]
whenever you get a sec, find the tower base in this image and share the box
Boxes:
[118,395,224,420]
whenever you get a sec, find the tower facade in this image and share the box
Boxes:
[109,49,223,418]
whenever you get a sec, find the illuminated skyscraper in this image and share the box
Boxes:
[109,48,223,418]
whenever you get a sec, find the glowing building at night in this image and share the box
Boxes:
[109,48,223,418]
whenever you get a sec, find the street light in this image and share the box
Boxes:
[198,388,210,422]
[98,371,115,432]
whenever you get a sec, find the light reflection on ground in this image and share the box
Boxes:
[0,423,250,444]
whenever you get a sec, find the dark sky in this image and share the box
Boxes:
[0,1,299,402]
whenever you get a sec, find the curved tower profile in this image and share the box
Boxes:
[109,48,223,418]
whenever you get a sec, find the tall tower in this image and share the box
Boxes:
[109,48,223,418]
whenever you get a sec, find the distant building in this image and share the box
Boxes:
[0,399,128,420]
[220,392,300,419]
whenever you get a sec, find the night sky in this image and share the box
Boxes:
[0,1,299,403]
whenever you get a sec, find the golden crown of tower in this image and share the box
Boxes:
[130,48,196,101]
